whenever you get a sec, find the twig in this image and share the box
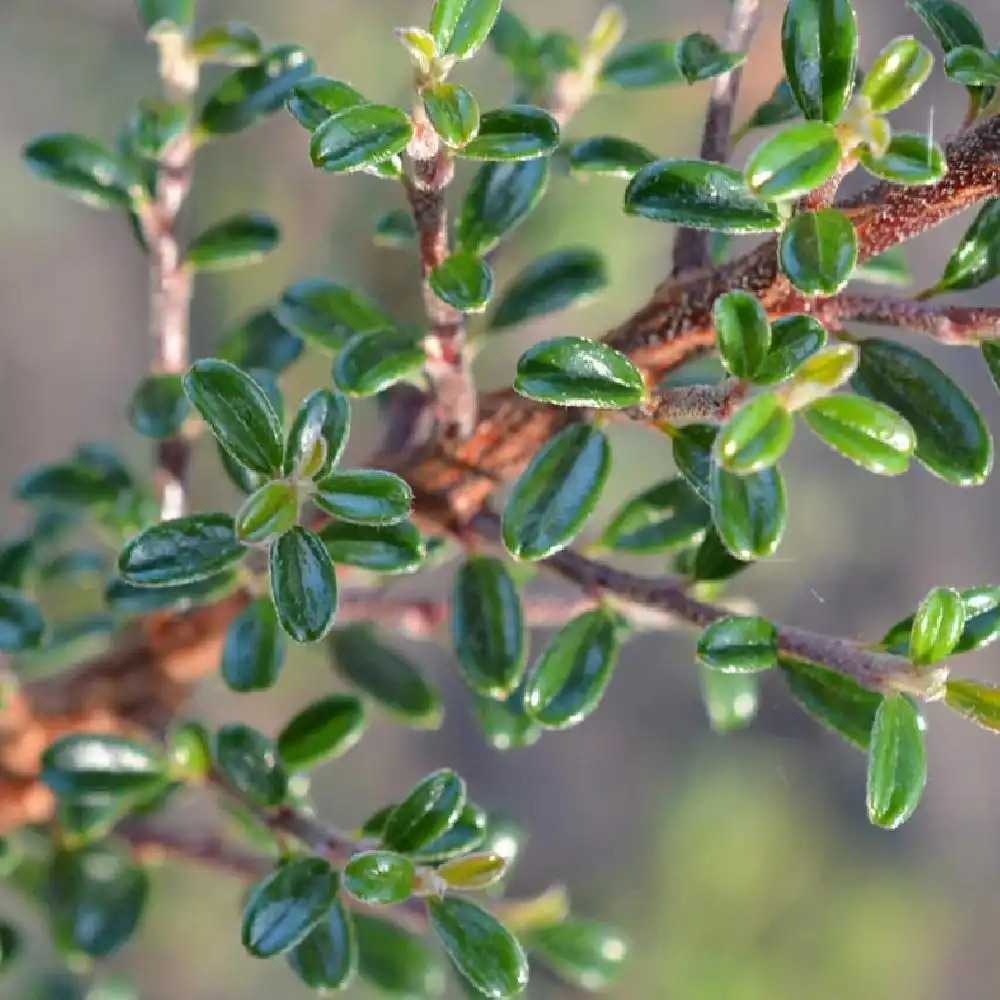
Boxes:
[625,378,749,426]
[672,0,763,275]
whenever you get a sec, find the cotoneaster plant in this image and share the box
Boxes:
[3,0,1000,995]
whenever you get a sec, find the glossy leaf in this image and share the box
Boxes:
[286,76,367,130]
[310,105,413,173]
[16,460,129,509]
[883,585,1000,657]
[437,852,507,891]
[219,308,304,374]
[319,521,424,573]
[192,22,263,65]
[910,586,964,666]
[944,45,1000,86]
[354,913,445,999]
[858,132,946,185]
[314,470,412,527]
[672,424,718,504]
[779,208,857,295]
[907,0,987,52]
[697,616,778,673]
[781,0,858,122]
[222,597,285,693]
[430,252,494,313]
[714,290,771,378]
[430,0,502,59]
[565,136,655,179]
[741,78,801,133]
[944,678,1000,733]
[745,122,841,201]
[383,769,466,853]
[118,513,244,586]
[24,133,135,209]
[601,477,710,553]
[235,481,298,545]
[269,527,338,643]
[277,694,365,770]
[699,666,760,732]
[780,343,859,411]
[625,159,782,232]
[502,423,611,560]
[710,464,787,560]
[862,36,933,112]
[600,40,683,89]
[803,395,915,474]
[284,389,351,481]
[127,374,190,439]
[852,338,992,485]
[714,393,795,475]
[334,329,425,397]
[459,105,559,161]
[523,607,626,729]
[529,918,628,992]
[374,209,416,247]
[473,687,544,752]
[279,278,394,354]
[106,570,237,613]
[287,894,357,991]
[329,626,443,728]
[451,557,526,699]
[457,159,549,255]
[42,734,166,799]
[936,199,1000,294]
[344,852,416,905]
[413,803,489,862]
[215,723,288,807]
[677,32,744,83]
[867,696,926,829]
[428,897,528,1000]
[424,84,480,147]
[185,213,280,271]
[514,337,645,408]
[754,314,827,384]
[242,858,337,958]
[0,586,45,652]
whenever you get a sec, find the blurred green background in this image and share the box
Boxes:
[3,0,1000,997]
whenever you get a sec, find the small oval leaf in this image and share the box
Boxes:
[866,695,926,829]
[269,527,338,643]
[802,395,916,474]
[118,513,244,586]
[779,208,858,295]
[383,769,467,853]
[277,694,366,770]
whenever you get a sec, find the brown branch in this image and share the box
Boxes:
[625,377,749,426]
[672,0,763,274]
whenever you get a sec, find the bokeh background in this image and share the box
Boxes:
[2,0,1000,997]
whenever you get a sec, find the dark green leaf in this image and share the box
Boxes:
[192,22,263,65]
[490,248,607,330]
[944,678,1000,733]
[472,686,543,751]
[383,769,466,853]
[355,913,445,999]
[852,338,992,484]
[41,734,165,800]
[284,388,351,480]
[424,84,481,148]
[185,213,280,271]
[677,32,744,84]
[781,0,858,122]
[710,464,787,560]
[944,45,1000,85]
[745,122,842,200]
[329,626,443,728]
[697,616,778,672]
[862,36,934,112]
[524,607,626,729]
[199,45,315,134]
[215,722,288,807]
[514,337,645,408]
[105,570,237,612]
[0,536,34,589]
[451,557,526,699]
[127,374,190,439]
[286,75,367,130]
[431,0,503,59]
[310,105,413,173]
[0,921,19,974]
[375,209,417,247]
[0,586,45,652]
[16,461,128,509]
[601,477,709,553]
[242,858,337,958]
[287,894,357,991]
[428,897,528,1000]
[755,314,828,384]
[334,329,425,397]
[907,0,986,50]
[625,159,782,232]
[412,803,488,862]
[699,666,760,731]
[740,78,801,133]
[459,105,560,161]
[457,159,549,255]
[278,278,396,355]
[779,208,857,295]
[936,198,1000,294]
[118,513,243,586]
[673,424,718,504]
[802,395,915,474]
[528,918,627,992]
[137,0,193,32]
[430,252,494,312]
[269,526,338,643]
[858,132,946,185]
[222,597,285,693]
[714,393,794,474]
[218,308,304,374]
[24,133,135,209]
[910,586,964,665]
[277,694,366,770]
[867,696,926,829]
[319,521,424,573]
[882,585,1000,656]
[314,470,413,526]
[503,423,610,560]
[600,41,682,89]
[565,136,656,178]
[344,852,416,905]
[235,481,298,545]
[714,290,771,378]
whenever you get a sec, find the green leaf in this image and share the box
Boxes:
[697,616,778,672]
[413,804,489,862]
[287,894,357,991]
[286,76,367,130]
[314,470,412,526]
[852,338,992,485]
[699,666,760,731]
[269,526,338,643]
[430,0,502,59]
[125,97,190,162]
[334,329,425,397]
[136,0,193,32]
[601,477,709,554]
[424,84,481,148]
[278,278,394,354]
[0,536,34,589]
[714,393,794,475]
[437,852,507,891]
[310,105,413,173]
[16,460,128,509]
[242,858,337,958]
[168,719,212,780]
[383,769,466,853]
[345,852,416,905]
[192,22,263,65]
[118,513,244,586]
[41,734,166,800]
[277,694,366,770]
[490,248,607,330]
[944,678,1000,733]
[24,133,135,209]
[329,626,443,728]
[910,586,964,665]
[565,136,656,178]
[199,45,315,134]
[714,290,771,378]
[625,159,782,232]
[754,314,828,384]
[944,45,1000,85]
[779,208,857,295]
[745,122,842,201]
[430,252,494,313]
[488,9,543,87]
[802,395,916,474]
[185,212,280,271]
[862,36,934,112]
[127,374,190,439]
[451,557,526,699]
[780,656,882,749]
[858,132,946,185]
[866,696,926,829]
[672,424,718,504]
[428,897,528,1000]
[219,308,304,374]
[215,723,288,807]
[374,209,417,247]
[235,481,299,545]
[853,247,913,287]
[677,31,744,84]
[514,337,645,408]
[740,78,802,134]
[459,106,560,161]
[0,586,45,652]
[183,359,283,474]
[284,389,351,481]
[503,423,610,560]
[319,521,424,574]
[457,159,549,255]
[882,585,1000,656]
[222,597,285,693]
[779,343,858,410]
[781,0,859,122]
[600,40,683,89]
[354,914,445,999]
[523,607,626,729]
[710,464,787,560]
[936,198,1000,293]
[106,570,238,613]
[528,918,628,992]
[0,921,19,974]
